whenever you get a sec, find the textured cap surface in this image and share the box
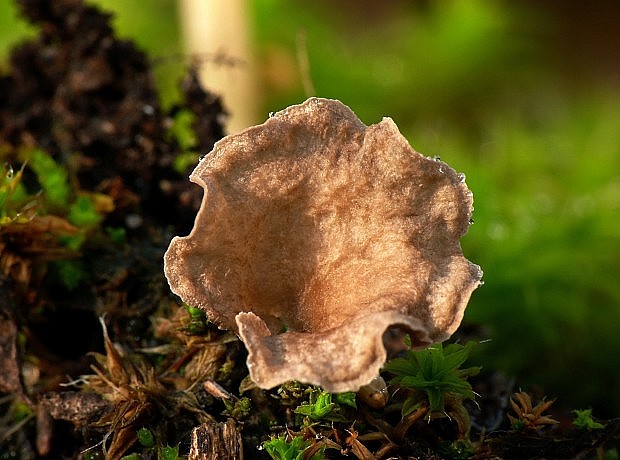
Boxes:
[164,97,482,392]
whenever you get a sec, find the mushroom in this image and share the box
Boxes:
[164,97,482,393]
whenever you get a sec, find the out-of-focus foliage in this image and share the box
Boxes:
[0,2,36,57]
[456,93,620,414]
[253,0,541,128]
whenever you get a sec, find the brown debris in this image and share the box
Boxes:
[189,419,243,460]
[508,391,559,430]
[164,97,482,392]
[40,391,108,427]
[35,403,53,456]
[0,296,23,395]
[0,215,79,297]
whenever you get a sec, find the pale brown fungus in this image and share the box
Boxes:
[164,97,482,392]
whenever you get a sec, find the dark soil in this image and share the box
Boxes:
[0,1,618,459]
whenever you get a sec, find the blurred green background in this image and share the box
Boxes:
[2,0,619,416]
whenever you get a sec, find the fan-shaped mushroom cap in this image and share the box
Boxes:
[164,98,482,392]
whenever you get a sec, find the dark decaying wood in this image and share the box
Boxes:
[189,419,243,460]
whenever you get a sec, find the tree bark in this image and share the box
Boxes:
[189,419,243,460]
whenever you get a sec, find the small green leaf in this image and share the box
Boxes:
[295,391,335,419]
[382,355,419,379]
[186,305,206,321]
[137,427,155,447]
[262,435,325,460]
[334,392,357,409]
[160,445,181,460]
[183,304,209,335]
[53,260,85,290]
[68,195,102,227]
[169,109,198,151]
[427,388,445,413]
[12,400,33,422]
[293,389,348,422]
[401,395,423,416]
[105,226,126,244]
[443,341,477,370]
[225,397,251,419]
[572,409,604,430]
[29,149,70,208]
[173,151,200,174]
